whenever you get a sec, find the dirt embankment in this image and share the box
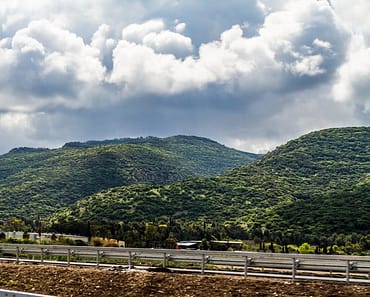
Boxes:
[0,263,369,297]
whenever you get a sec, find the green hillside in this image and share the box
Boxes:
[264,174,370,236]
[62,135,259,176]
[0,136,258,219]
[52,127,370,239]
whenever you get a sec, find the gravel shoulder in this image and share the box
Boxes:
[0,263,369,297]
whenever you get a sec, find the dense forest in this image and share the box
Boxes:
[0,128,369,254]
[0,136,258,218]
[48,127,370,253]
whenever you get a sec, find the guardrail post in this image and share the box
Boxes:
[16,246,20,264]
[292,258,297,282]
[244,257,251,277]
[96,249,100,267]
[346,260,350,283]
[201,254,205,274]
[128,251,132,269]
[67,248,71,266]
[41,248,44,263]
[162,252,167,268]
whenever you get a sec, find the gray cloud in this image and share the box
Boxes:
[145,0,266,46]
[0,0,369,154]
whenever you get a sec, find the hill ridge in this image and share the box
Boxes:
[0,135,259,219]
[52,127,370,239]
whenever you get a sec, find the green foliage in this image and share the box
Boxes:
[52,127,370,242]
[0,238,35,244]
[263,175,370,237]
[298,242,313,254]
[1,127,369,251]
[0,136,258,219]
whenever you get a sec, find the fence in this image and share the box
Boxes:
[0,243,369,283]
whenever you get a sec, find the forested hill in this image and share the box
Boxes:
[0,136,259,219]
[62,135,259,177]
[53,127,370,237]
[267,173,370,237]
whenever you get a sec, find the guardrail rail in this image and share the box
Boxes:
[0,244,369,283]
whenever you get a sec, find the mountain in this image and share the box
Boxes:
[52,127,370,237]
[62,135,260,177]
[0,136,259,219]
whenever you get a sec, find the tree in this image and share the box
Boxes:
[200,238,209,250]
[164,232,178,249]
[359,235,370,251]
[2,217,27,232]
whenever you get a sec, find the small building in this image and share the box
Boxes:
[1,231,89,244]
[41,233,89,244]
[5,231,24,240]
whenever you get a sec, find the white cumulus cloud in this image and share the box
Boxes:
[0,0,369,154]
[175,22,186,33]
[143,30,193,56]
[122,19,165,43]
[333,35,370,113]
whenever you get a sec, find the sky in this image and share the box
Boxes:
[0,0,369,154]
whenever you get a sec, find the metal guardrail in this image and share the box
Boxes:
[0,244,369,284]
[0,289,54,297]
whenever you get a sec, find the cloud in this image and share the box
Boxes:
[289,55,326,77]
[331,0,370,39]
[122,19,165,43]
[174,22,186,34]
[109,1,348,98]
[109,40,205,95]
[0,111,54,148]
[91,24,117,70]
[313,38,332,49]
[121,19,193,57]
[143,30,193,56]
[0,19,107,112]
[330,0,370,116]
[0,0,369,154]
[145,0,266,46]
[332,35,370,113]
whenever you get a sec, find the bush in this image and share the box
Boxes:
[298,242,313,254]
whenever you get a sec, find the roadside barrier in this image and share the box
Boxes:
[0,243,369,283]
